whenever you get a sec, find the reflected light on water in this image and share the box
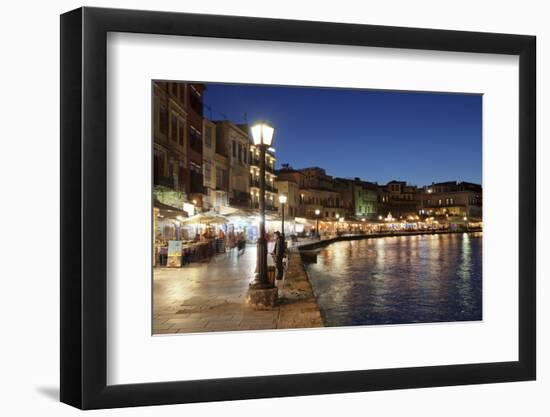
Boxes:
[305,233,482,327]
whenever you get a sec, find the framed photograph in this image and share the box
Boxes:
[60,7,536,409]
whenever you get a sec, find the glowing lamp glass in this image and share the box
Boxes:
[251,122,275,146]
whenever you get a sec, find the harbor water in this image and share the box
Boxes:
[304,232,482,327]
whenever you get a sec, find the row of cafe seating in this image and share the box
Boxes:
[154,201,229,267]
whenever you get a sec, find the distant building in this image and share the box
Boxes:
[300,167,334,190]
[301,187,344,219]
[332,178,355,218]
[276,165,306,219]
[418,181,482,219]
[275,178,302,218]
[276,165,306,188]
[355,180,379,219]
[378,180,419,218]
[334,177,378,220]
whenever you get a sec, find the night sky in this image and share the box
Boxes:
[203,83,482,186]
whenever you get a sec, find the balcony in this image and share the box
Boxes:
[249,156,275,173]
[229,191,251,207]
[249,176,278,193]
[190,172,206,194]
[189,136,202,154]
[251,202,278,212]
[154,175,174,189]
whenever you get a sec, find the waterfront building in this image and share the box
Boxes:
[212,149,230,214]
[377,180,419,219]
[153,81,188,208]
[333,177,378,220]
[300,167,334,190]
[332,178,355,218]
[277,165,360,220]
[249,139,278,212]
[297,167,346,219]
[300,187,343,219]
[185,83,207,210]
[355,180,379,219]
[274,178,302,218]
[152,81,208,211]
[153,81,209,263]
[418,181,482,219]
[275,165,307,219]
[215,120,251,208]
[201,118,215,210]
[334,177,379,220]
[203,118,230,212]
[276,165,306,188]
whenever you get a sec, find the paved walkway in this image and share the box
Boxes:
[153,245,323,334]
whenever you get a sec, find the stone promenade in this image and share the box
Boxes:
[153,245,323,334]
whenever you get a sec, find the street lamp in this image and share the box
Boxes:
[249,121,275,290]
[315,209,320,239]
[279,194,287,237]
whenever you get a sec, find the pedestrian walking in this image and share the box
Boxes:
[237,232,246,256]
[227,231,236,255]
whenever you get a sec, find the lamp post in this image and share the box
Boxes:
[315,209,320,239]
[249,121,275,290]
[279,194,287,238]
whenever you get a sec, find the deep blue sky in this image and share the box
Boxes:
[203,83,482,186]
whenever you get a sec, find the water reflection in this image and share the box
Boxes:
[305,233,482,326]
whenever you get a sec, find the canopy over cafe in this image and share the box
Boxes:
[153,199,309,267]
[154,200,230,267]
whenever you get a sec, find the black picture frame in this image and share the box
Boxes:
[60,6,536,410]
